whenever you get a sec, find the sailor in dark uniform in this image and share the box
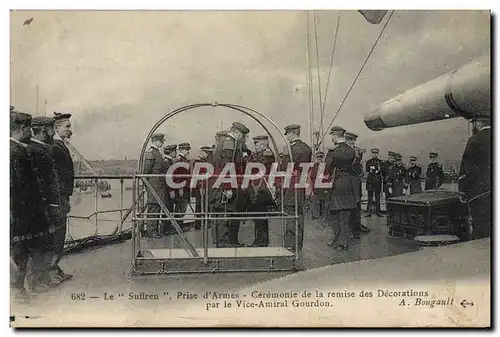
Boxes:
[282,124,312,252]
[388,153,407,197]
[325,126,358,250]
[211,122,250,247]
[365,148,384,217]
[28,116,64,287]
[161,144,177,234]
[143,133,168,238]
[248,135,276,247]
[10,112,52,294]
[310,151,327,220]
[344,132,368,236]
[193,146,213,230]
[173,142,192,222]
[425,152,444,190]
[407,156,423,194]
[382,151,396,201]
[458,116,491,239]
[51,112,75,282]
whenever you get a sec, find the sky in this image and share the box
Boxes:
[10,10,490,164]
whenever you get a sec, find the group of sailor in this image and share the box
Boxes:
[10,107,75,297]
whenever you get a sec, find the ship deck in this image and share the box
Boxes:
[10,182,454,320]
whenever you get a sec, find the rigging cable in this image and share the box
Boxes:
[318,10,395,148]
[305,11,315,149]
[318,11,341,150]
[313,10,324,151]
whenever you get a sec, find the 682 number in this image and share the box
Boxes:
[71,293,86,300]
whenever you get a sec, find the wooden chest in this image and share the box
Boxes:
[386,191,468,240]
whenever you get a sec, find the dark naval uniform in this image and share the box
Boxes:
[325,130,358,250]
[459,125,491,239]
[282,125,312,252]
[143,134,168,237]
[365,150,383,215]
[161,144,177,234]
[407,157,423,194]
[249,140,276,247]
[172,143,191,220]
[382,152,395,201]
[51,113,75,281]
[425,153,444,190]
[345,133,364,236]
[388,155,407,198]
[10,112,52,293]
[210,122,250,247]
[28,117,64,286]
[193,146,213,230]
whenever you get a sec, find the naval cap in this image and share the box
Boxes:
[284,124,301,135]
[32,116,55,127]
[429,152,438,157]
[395,153,402,159]
[316,151,325,156]
[164,144,177,151]
[344,132,358,140]
[151,133,165,141]
[201,146,214,153]
[11,111,32,125]
[388,151,395,156]
[329,126,345,135]
[178,142,191,150]
[410,156,417,160]
[371,148,379,153]
[252,135,269,141]
[53,112,72,122]
[216,131,228,137]
[232,122,250,134]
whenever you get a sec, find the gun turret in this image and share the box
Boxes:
[364,54,490,131]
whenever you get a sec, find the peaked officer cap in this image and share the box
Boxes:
[164,144,177,151]
[252,135,269,141]
[429,152,438,157]
[410,156,417,160]
[53,112,72,121]
[344,132,358,140]
[32,116,55,127]
[329,126,345,135]
[151,133,165,141]
[371,148,379,153]
[11,111,32,125]
[232,122,250,134]
[284,124,301,135]
[178,142,191,150]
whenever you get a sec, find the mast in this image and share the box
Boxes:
[305,11,315,153]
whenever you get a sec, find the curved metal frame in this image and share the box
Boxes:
[131,102,300,275]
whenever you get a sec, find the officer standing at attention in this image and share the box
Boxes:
[143,133,168,238]
[193,146,213,230]
[310,151,327,220]
[51,112,75,282]
[10,111,53,295]
[388,153,407,197]
[383,151,396,201]
[425,152,444,190]
[29,117,64,287]
[407,156,423,194]
[325,126,358,251]
[459,116,491,239]
[211,122,250,247]
[173,142,192,219]
[365,148,384,217]
[160,144,177,234]
[344,132,368,236]
[248,135,276,247]
[282,124,312,253]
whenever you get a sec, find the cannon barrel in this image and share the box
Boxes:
[364,54,490,131]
